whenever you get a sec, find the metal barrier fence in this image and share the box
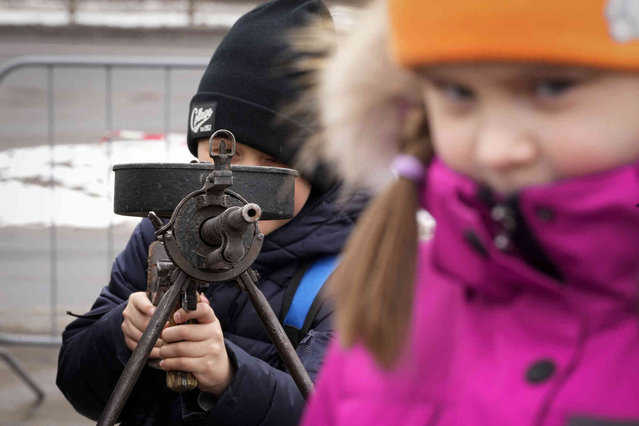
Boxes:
[0,0,257,28]
[0,55,208,401]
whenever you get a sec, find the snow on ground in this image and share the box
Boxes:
[0,131,193,229]
[0,132,436,233]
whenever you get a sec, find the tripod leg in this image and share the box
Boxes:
[98,270,189,426]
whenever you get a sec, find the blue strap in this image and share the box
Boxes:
[283,255,339,330]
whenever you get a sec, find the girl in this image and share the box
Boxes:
[301,0,639,424]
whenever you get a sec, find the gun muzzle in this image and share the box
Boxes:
[200,203,261,245]
[201,203,262,268]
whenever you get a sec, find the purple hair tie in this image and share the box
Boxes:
[391,154,425,185]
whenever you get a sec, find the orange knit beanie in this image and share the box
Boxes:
[388,0,639,71]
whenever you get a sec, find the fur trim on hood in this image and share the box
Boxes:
[295,0,426,193]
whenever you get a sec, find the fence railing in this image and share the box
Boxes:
[0,54,208,402]
[0,0,258,28]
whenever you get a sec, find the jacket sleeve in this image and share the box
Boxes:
[182,302,335,426]
[56,219,164,421]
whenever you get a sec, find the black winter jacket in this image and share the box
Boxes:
[56,186,367,425]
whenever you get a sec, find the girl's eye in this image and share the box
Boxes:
[440,83,474,102]
[534,80,575,98]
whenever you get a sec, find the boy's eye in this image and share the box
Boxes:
[212,147,239,155]
[265,157,284,167]
[534,79,575,98]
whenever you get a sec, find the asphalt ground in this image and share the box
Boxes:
[0,346,92,425]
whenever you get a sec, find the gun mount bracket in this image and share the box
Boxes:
[160,188,263,283]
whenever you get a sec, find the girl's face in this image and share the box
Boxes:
[420,64,639,194]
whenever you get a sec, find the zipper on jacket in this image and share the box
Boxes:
[480,188,563,282]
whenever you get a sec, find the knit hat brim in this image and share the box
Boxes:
[187,92,309,166]
[389,0,639,71]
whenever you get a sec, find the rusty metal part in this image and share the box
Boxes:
[103,129,313,425]
[146,242,171,304]
[148,211,164,231]
[146,242,201,388]
[200,204,262,247]
[113,163,297,220]
[201,204,262,270]
[166,287,201,393]
[146,241,172,370]
[207,130,235,191]
[160,188,263,282]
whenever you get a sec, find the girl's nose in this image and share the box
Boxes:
[474,118,538,172]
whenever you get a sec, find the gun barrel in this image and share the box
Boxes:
[200,203,261,247]
[231,203,262,228]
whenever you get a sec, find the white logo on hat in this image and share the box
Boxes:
[190,107,213,133]
[606,0,639,42]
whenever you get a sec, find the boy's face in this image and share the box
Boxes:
[197,138,311,235]
[420,64,639,194]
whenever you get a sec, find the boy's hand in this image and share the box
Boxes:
[159,294,234,397]
[121,291,163,359]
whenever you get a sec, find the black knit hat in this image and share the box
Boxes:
[187,0,333,186]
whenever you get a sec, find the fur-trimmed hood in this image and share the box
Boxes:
[295,0,425,192]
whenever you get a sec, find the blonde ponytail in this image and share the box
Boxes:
[293,0,433,368]
[330,108,431,368]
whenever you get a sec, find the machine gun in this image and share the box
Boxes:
[97,130,313,426]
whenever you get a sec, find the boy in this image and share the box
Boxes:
[56,1,366,424]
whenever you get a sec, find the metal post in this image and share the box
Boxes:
[0,347,45,404]
[188,0,196,27]
[68,0,77,25]
[105,66,114,271]
[47,65,58,336]
[164,67,171,153]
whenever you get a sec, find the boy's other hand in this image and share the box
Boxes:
[159,294,235,397]
[122,291,163,359]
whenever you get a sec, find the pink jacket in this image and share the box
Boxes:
[303,158,639,426]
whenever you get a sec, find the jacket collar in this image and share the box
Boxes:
[422,158,639,314]
[252,185,368,279]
